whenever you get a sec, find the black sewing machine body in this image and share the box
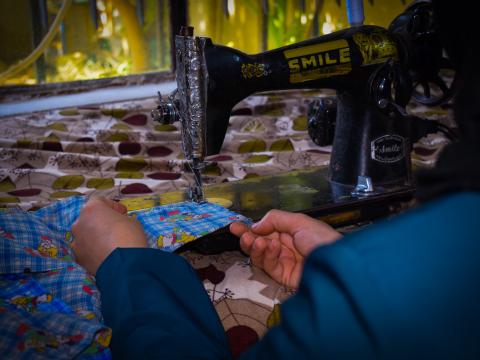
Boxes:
[153,1,451,218]
[203,25,412,191]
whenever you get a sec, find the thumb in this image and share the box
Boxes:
[252,209,305,236]
[111,200,128,215]
[92,196,128,215]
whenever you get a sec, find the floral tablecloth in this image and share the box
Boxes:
[0,89,452,357]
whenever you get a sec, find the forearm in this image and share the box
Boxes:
[96,248,231,359]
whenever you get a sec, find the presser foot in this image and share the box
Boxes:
[188,185,205,203]
[188,160,205,203]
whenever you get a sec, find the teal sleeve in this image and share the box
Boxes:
[94,193,480,359]
[242,192,480,359]
[239,244,376,360]
[95,248,231,360]
[95,248,375,360]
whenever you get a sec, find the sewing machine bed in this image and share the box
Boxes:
[0,89,450,357]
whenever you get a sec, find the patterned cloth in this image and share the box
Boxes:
[0,89,453,357]
[0,273,111,359]
[130,201,251,252]
[0,91,334,211]
[0,195,250,358]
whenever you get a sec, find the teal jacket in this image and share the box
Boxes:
[96,192,480,359]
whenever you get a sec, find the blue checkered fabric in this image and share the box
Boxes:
[34,195,86,233]
[0,197,104,359]
[0,274,109,359]
[0,274,72,314]
[0,195,251,358]
[132,201,252,252]
[0,197,83,274]
[35,267,103,321]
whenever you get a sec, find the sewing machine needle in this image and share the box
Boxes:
[190,158,204,203]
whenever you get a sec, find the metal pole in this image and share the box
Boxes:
[169,0,188,72]
[346,0,364,27]
[29,0,49,83]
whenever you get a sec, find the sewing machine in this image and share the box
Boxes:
[150,1,453,226]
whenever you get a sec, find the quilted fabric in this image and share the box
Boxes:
[0,195,250,358]
[0,273,110,359]
[130,200,251,252]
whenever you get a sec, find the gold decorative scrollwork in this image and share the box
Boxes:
[241,63,267,79]
[353,30,398,66]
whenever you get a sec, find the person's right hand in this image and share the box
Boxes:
[230,210,342,289]
[71,196,147,275]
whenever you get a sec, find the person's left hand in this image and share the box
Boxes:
[71,196,147,275]
[230,210,341,289]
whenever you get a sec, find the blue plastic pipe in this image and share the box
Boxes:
[347,0,365,26]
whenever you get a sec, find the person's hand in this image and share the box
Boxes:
[230,210,342,289]
[71,196,147,275]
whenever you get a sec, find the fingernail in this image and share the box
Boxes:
[251,222,260,229]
